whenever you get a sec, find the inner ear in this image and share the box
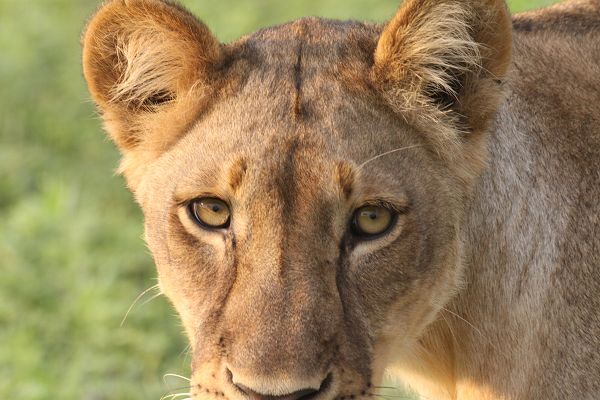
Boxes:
[144,90,177,108]
[83,0,223,112]
[373,0,512,131]
[428,68,467,111]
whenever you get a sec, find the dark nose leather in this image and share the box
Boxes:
[229,371,331,400]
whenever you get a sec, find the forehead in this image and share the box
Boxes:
[201,21,411,146]
[153,18,421,201]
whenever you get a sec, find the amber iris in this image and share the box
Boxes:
[352,205,394,237]
[189,198,231,229]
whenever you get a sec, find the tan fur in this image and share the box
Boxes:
[82,1,600,399]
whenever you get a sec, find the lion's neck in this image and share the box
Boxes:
[388,307,522,400]
[388,103,545,400]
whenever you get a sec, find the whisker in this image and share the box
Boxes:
[160,392,192,400]
[357,145,423,171]
[371,394,416,400]
[140,290,164,306]
[440,306,498,351]
[179,343,193,370]
[178,344,192,360]
[163,373,191,383]
[371,383,426,400]
[439,308,459,347]
[120,283,160,327]
[372,386,404,390]
[163,385,193,393]
[440,307,484,338]
[372,391,427,400]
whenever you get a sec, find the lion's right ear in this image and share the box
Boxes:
[82,0,223,183]
[371,0,511,185]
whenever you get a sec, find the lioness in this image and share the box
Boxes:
[82,0,600,399]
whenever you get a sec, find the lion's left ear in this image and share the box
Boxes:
[374,0,512,136]
[82,0,224,188]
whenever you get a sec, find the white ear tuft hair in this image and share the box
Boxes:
[375,2,482,108]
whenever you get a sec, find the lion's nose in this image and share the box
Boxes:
[227,369,331,400]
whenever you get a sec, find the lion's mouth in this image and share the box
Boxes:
[225,369,334,400]
[234,373,332,400]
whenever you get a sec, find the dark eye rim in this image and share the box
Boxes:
[187,197,232,230]
[350,204,399,240]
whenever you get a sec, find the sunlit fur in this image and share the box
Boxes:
[83,1,600,400]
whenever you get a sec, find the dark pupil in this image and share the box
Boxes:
[211,204,221,213]
[367,211,378,220]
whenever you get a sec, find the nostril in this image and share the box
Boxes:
[287,387,319,400]
[308,373,332,400]
[299,374,332,400]
[289,386,323,400]
[226,369,332,400]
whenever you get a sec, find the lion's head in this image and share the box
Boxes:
[82,0,511,398]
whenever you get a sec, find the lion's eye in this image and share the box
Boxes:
[189,198,231,229]
[351,205,394,238]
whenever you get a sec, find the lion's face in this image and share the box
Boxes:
[137,41,463,395]
[83,0,511,398]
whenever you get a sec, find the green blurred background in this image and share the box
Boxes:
[0,0,559,399]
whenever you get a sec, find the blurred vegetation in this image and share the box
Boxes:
[0,0,559,399]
